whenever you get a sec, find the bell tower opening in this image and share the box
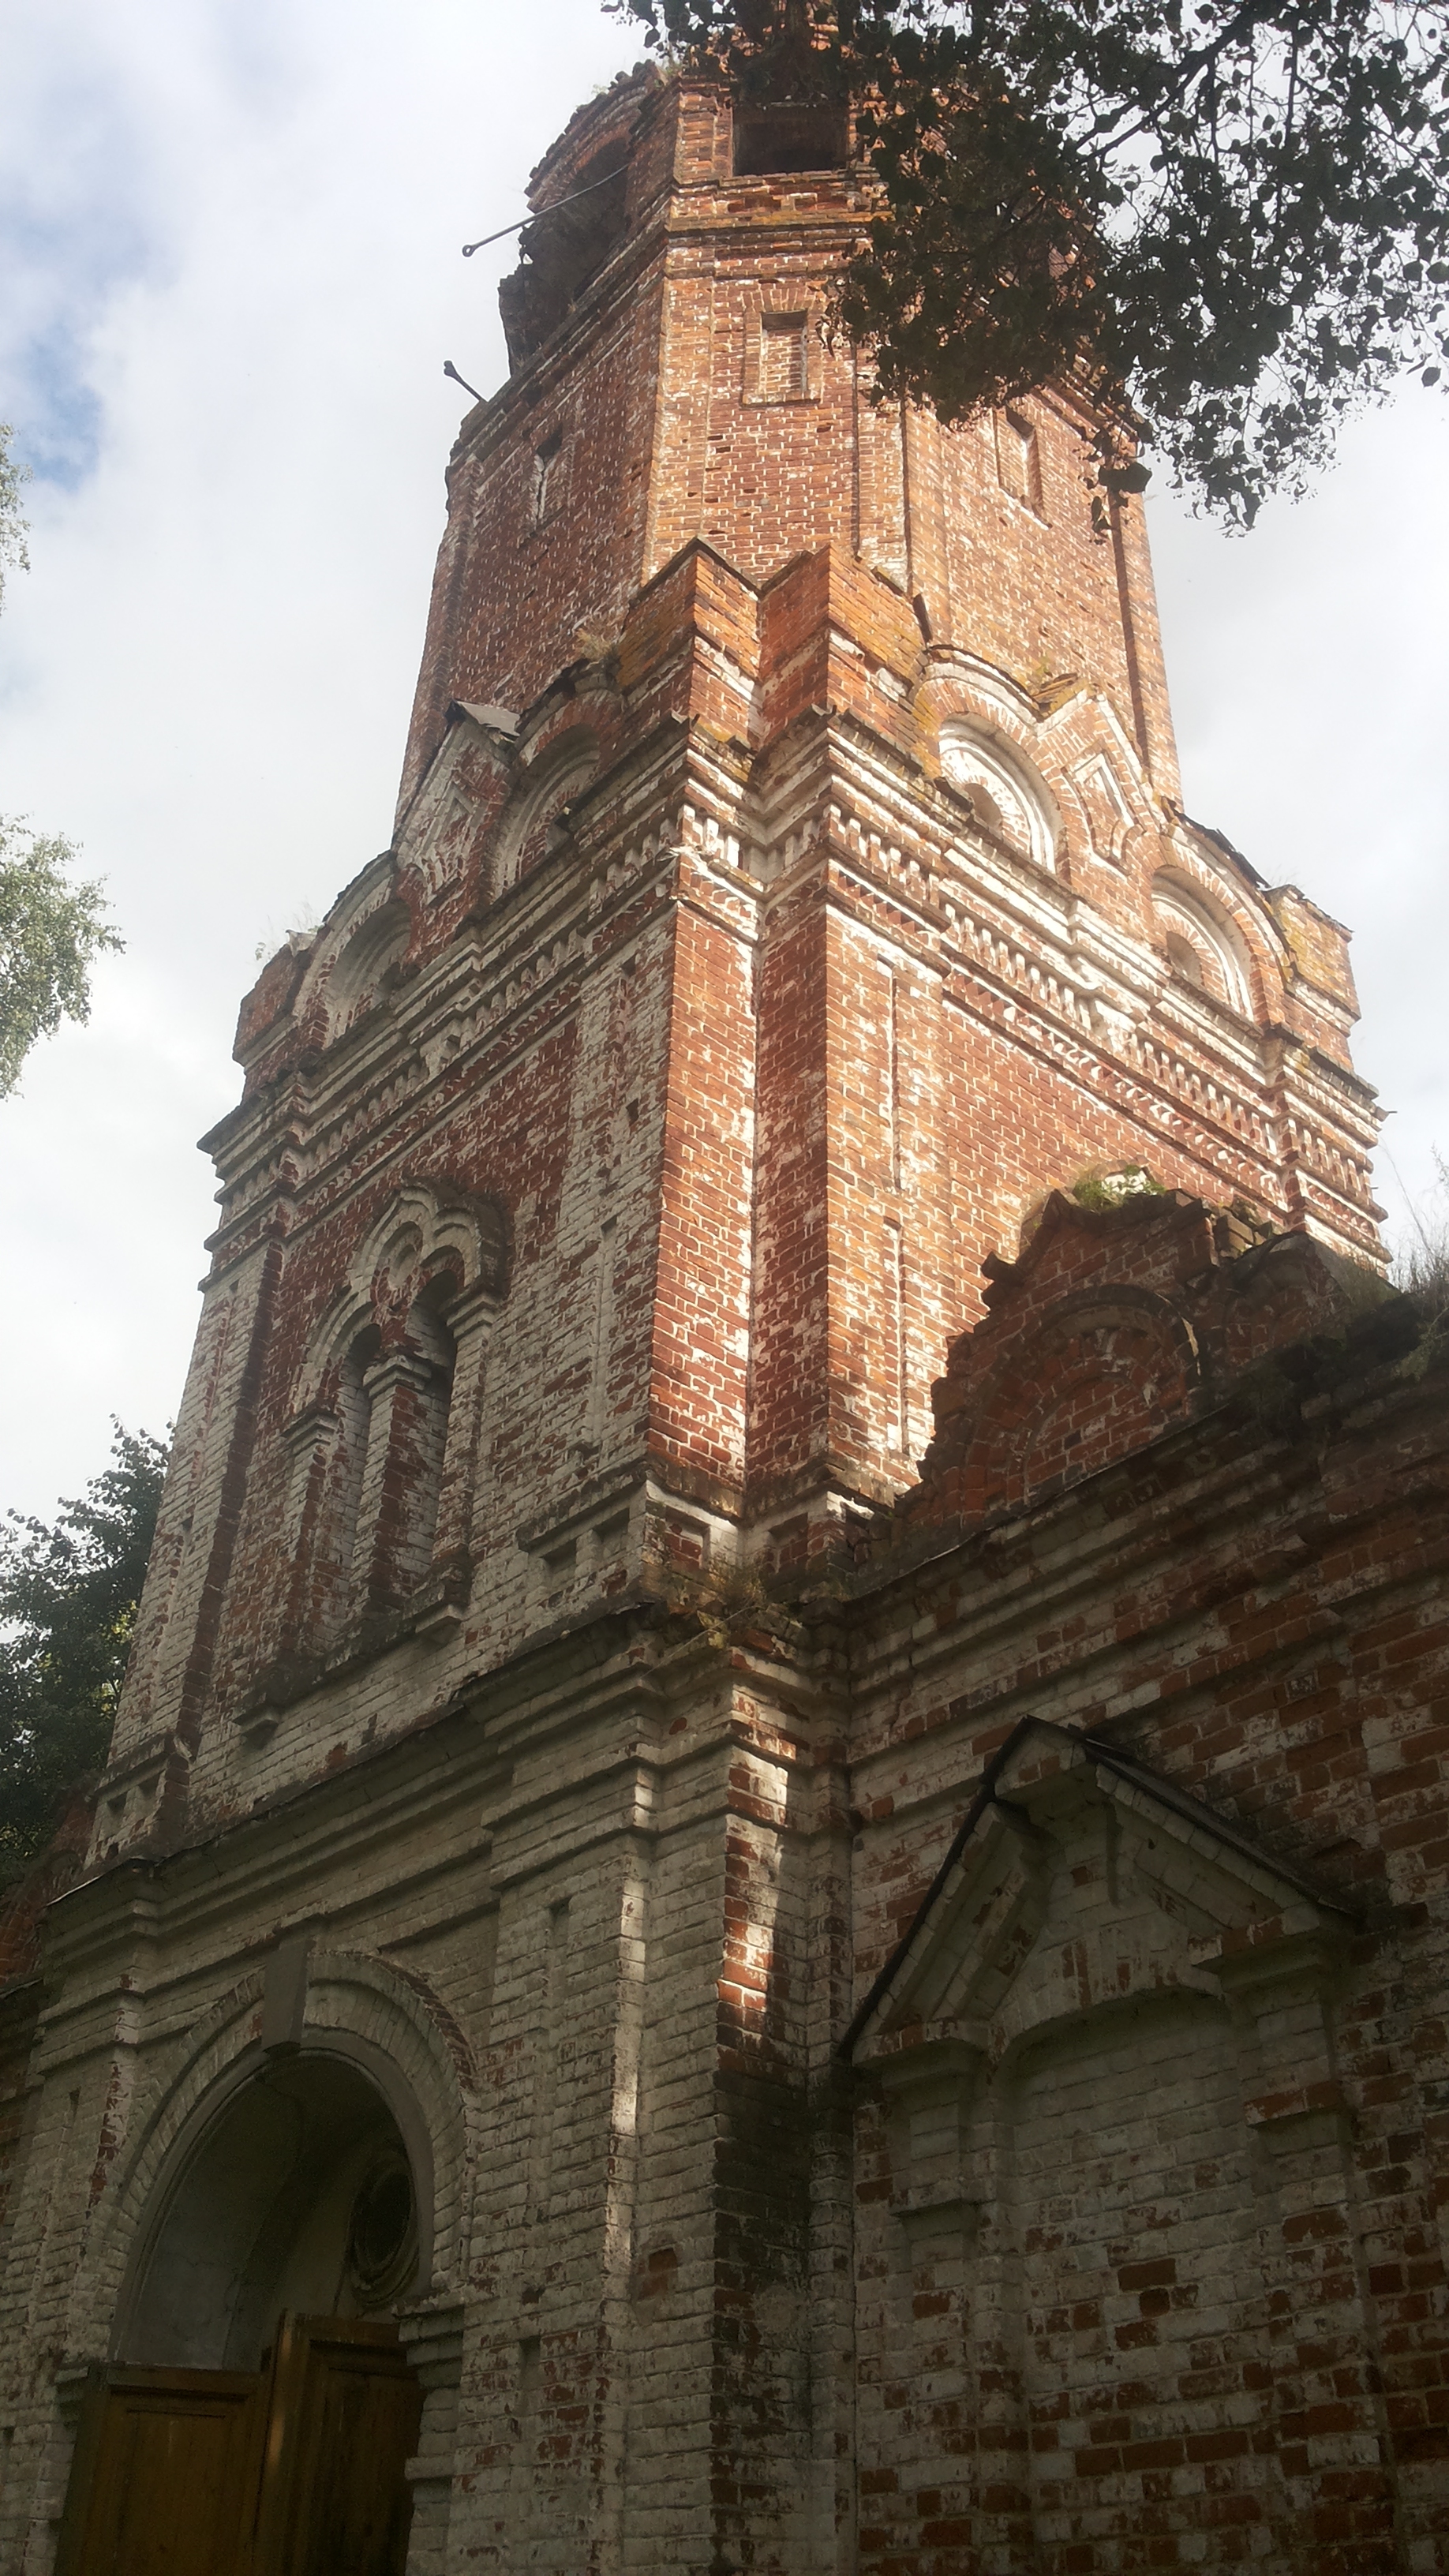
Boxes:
[732,95,850,173]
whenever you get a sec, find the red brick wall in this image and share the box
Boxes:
[400,73,1181,820]
[111,497,1381,1828]
[837,1275,1449,2574]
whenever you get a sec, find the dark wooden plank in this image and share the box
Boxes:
[54,2369,264,2576]
[252,2315,422,2576]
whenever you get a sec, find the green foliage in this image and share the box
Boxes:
[1070,1162,1167,1208]
[0,1427,168,1888]
[615,1,1449,522]
[0,817,122,1099]
[0,429,123,1092]
[0,421,29,614]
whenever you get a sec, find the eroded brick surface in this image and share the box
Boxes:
[0,62,1440,2576]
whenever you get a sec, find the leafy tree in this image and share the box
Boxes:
[0,1426,168,1887]
[0,421,29,613]
[616,0,1449,522]
[0,817,122,1099]
[1,425,122,1094]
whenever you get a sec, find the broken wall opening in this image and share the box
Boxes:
[732,97,850,174]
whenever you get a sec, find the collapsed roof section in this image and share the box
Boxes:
[498,68,656,371]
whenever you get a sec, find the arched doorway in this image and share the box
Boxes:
[57,2053,426,2576]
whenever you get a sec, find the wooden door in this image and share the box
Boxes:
[251,2314,423,2576]
[56,2317,422,2576]
[54,2368,265,2576]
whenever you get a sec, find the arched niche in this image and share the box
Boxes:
[115,2047,428,2372]
[938,718,1057,871]
[275,1182,509,1638]
[1152,870,1254,1015]
[295,1181,508,1418]
[957,1285,1202,1522]
[490,724,598,893]
[322,900,411,1042]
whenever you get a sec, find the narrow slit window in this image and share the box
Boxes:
[314,1285,461,1624]
[995,409,1043,514]
[759,312,809,403]
[394,1292,457,1590]
[327,1325,380,1631]
[530,430,563,526]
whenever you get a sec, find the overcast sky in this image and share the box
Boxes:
[2,0,1446,1530]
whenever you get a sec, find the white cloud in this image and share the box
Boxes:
[2,1,1445,1524]
[0,0,641,1524]
[1147,394,1449,1257]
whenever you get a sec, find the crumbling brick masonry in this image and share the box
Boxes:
[2,62,1442,2576]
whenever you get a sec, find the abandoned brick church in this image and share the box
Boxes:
[3,58,1447,2576]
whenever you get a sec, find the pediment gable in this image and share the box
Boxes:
[849,1720,1348,2076]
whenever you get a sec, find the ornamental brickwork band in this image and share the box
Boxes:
[1,60,1444,2576]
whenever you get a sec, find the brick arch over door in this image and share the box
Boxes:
[78,1945,482,2372]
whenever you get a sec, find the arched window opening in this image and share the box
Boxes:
[530,428,564,526]
[498,140,633,369]
[282,1184,508,1669]
[324,1322,380,1629]
[492,728,599,893]
[391,1285,458,1596]
[517,790,577,880]
[348,1288,458,1616]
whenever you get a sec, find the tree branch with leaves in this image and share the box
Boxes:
[0,817,122,1099]
[0,422,122,1095]
[0,1426,168,1887]
[0,417,31,613]
[614,0,1449,521]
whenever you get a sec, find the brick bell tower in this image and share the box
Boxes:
[98,53,1380,1825]
[8,58,1420,2576]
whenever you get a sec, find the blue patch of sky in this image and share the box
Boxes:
[7,332,105,491]
[0,66,159,492]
